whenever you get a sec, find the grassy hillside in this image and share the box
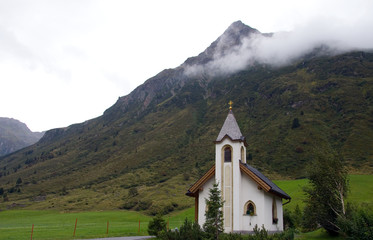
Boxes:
[0,51,372,212]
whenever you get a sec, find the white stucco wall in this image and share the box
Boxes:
[198,176,215,226]
[240,173,265,231]
[239,174,284,232]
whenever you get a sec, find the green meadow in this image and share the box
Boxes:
[0,208,193,240]
[274,174,373,212]
[0,210,149,240]
[295,228,344,240]
[0,175,371,240]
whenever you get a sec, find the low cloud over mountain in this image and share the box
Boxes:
[184,20,373,77]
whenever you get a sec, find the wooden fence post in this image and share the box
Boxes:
[31,224,34,240]
[73,218,78,237]
[138,219,141,233]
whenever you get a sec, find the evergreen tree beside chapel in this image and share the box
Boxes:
[203,183,224,240]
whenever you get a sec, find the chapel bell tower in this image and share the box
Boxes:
[214,101,247,232]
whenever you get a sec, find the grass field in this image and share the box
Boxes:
[0,175,371,240]
[0,210,150,240]
[295,228,344,240]
[0,208,193,240]
[274,174,373,212]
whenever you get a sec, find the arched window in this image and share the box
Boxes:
[224,146,232,162]
[240,146,245,162]
[272,197,278,224]
[244,201,256,216]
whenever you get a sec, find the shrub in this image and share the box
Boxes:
[128,187,138,197]
[183,172,190,181]
[218,226,294,240]
[16,177,22,185]
[136,200,152,211]
[292,204,302,230]
[158,218,204,240]
[295,147,304,153]
[162,204,174,214]
[8,187,15,193]
[121,199,138,209]
[219,232,244,240]
[148,214,167,237]
[283,209,295,230]
[338,206,373,239]
[251,225,270,239]
[179,219,204,240]
[147,205,162,216]
[301,204,317,232]
[291,118,300,129]
[248,226,294,240]
[60,186,68,196]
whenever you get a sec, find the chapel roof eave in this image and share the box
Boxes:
[186,162,291,200]
[240,162,291,200]
[213,134,248,147]
[186,165,215,197]
[269,189,292,200]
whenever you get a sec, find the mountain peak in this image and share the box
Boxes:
[225,20,256,35]
[107,21,263,116]
[0,117,44,156]
[183,21,261,67]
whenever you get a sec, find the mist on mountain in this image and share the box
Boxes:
[184,20,373,77]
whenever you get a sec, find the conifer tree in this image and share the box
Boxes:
[203,183,224,240]
[147,214,166,237]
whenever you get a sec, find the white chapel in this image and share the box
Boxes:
[186,103,291,233]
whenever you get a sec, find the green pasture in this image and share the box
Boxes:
[0,208,193,240]
[274,174,373,212]
[0,210,149,240]
[295,228,344,240]
[0,175,371,240]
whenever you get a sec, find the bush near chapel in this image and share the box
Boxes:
[147,214,167,237]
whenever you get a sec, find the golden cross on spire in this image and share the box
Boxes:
[229,100,233,110]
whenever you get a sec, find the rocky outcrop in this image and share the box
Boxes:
[0,118,44,156]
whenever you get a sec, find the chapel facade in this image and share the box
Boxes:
[186,103,291,233]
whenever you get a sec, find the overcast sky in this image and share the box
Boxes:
[1,0,372,132]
